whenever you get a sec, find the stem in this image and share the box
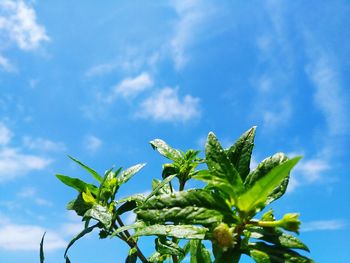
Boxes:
[248,219,281,228]
[171,180,186,262]
[115,215,149,263]
[179,180,185,191]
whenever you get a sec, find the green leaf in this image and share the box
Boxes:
[67,193,93,216]
[134,224,208,239]
[155,237,185,258]
[145,173,177,202]
[137,206,224,225]
[119,163,146,185]
[116,200,137,215]
[138,190,235,225]
[187,240,211,263]
[213,243,241,263]
[141,189,232,214]
[40,232,45,263]
[65,256,71,263]
[84,204,113,228]
[116,194,145,205]
[237,157,301,213]
[244,153,290,205]
[248,226,309,251]
[56,174,98,195]
[151,179,171,195]
[138,189,234,226]
[150,139,182,161]
[148,252,166,263]
[203,132,244,202]
[250,249,270,263]
[68,155,103,182]
[110,221,146,238]
[249,242,314,263]
[227,126,256,181]
[64,223,100,257]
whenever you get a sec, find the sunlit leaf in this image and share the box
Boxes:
[144,174,177,202]
[84,204,113,228]
[119,163,146,185]
[134,224,208,239]
[227,126,256,181]
[237,157,301,213]
[244,153,290,205]
[68,155,103,182]
[203,132,244,202]
[67,193,93,216]
[150,139,182,161]
[56,174,98,195]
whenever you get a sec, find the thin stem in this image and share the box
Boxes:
[115,215,149,263]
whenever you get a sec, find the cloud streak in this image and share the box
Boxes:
[305,52,349,135]
[107,72,153,102]
[302,219,347,232]
[0,223,65,251]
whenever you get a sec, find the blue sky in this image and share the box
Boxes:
[0,0,349,262]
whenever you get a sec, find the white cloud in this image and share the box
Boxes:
[17,187,53,206]
[262,99,292,128]
[0,0,49,50]
[0,223,65,251]
[306,53,349,135]
[0,55,16,72]
[295,159,329,183]
[84,135,102,152]
[170,0,212,69]
[108,72,153,101]
[302,219,347,232]
[287,156,329,193]
[137,87,200,122]
[0,122,12,145]
[22,136,66,152]
[85,62,117,77]
[0,147,51,182]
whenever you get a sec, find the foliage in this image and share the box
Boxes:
[54,127,314,263]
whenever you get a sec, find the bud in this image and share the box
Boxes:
[213,223,234,249]
[279,213,300,234]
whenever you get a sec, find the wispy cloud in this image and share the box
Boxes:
[0,223,65,251]
[302,219,347,232]
[17,187,53,207]
[0,122,51,182]
[84,135,102,153]
[137,87,200,122]
[295,158,330,183]
[305,52,349,135]
[107,72,153,102]
[0,147,51,182]
[0,0,49,50]
[170,0,211,69]
[0,122,12,145]
[85,62,118,77]
[22,136,66,152]
[287,151,330,192]
[0,55,16,72]
[262,99,292,128]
